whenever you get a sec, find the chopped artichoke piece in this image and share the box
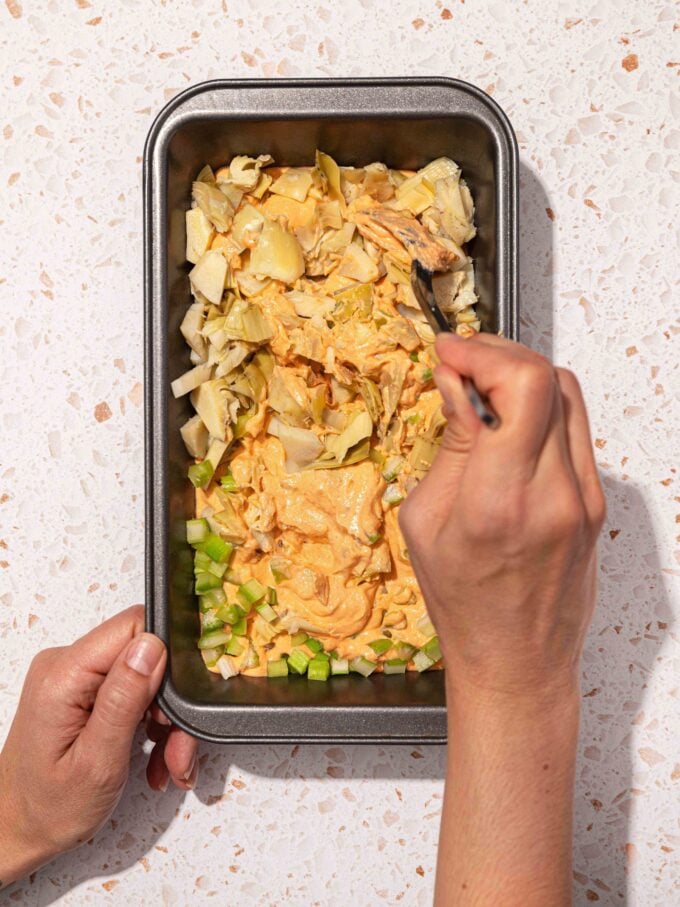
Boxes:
[231,203,265,249]
[171,362,213,399]
[268,416,323,472]
[186,207,215,264]
[315,150,343,203]
[269,168,313,202]
[180,414,209,459]
[226,154,274,190]
[192,181,237,232]
[338,242,380,283]
[324,410,373,462]
[191,379,232,440]
[189,250,228,305]
[250,217,305,284]
[180,302,207,359]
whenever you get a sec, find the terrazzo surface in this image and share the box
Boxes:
[1,0,678,904]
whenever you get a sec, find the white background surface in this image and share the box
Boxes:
[1,1,678,904]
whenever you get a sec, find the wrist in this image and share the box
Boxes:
[0,759,55,887]
[445,670,581,739]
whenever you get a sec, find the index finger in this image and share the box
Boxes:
[435,333,557,472]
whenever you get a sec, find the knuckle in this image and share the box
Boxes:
[550,490,586,538]
[98,677,143,729]
[588,484,607,531]
[517,358,555,397]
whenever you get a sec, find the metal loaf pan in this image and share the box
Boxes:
[144,78,518,743]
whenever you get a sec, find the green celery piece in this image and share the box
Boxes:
[226,637,244,657]
[201,610,224,633]
[421,367,433,382]
[188,459,214,489]
[186,518,209,545]
[231,617,248,636]
[305,638,324,655]
[219,473,238,492]
[421,636,442,663]
[237,578,267,606]
[266,586,278,605]
[200,646,224,667]
[193,550,212,573]
[308,657,330,681]
[391,641,417,661]
[350,656,377,677]
[330,657,349,676]
[198,629,231,649]
[270,563,289,583]
[314,651,331,662]
[255,601,277,623]
[409,351,419,362]
[195,572,222,594]
[200,588,227,612]
[267,658,289,678]
[383,658,407,675]
[206,559,228,579]
[366,532,382,545]
[368,639,392,656]
[200,534,234,564]
[413,649,435,673]
[216,603,244,625]
[287,649,311,675]
[290,632,308,647]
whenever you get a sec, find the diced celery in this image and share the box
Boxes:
[243,642,260,670]
[231,617,248,636]
[267,658,289,678]
[226,637,244,657]
[305,638,324,655]
[366,532,382,545]
[198,629,231,649]
[383,658,407,675]
[186,518,209,545]
[382,485,404,507]
[409,351,419,362]
[308,657,330,682]
[194,550,212,573]
[216,654,239,679]
[391,641,417,661]
[200,534,234,564]
[413,649,435,672]
[415,614,436,637]
[350,656,377,677]
[291,632,308,647]
[188,459,214,489]
[287,649,311,675]
[266,586,277,605]
[237,578,267,606]
[201,647,223,667]
[421,367,433,382]
[270,560,289,583]
[201,609,224,633]
[330,657,349,675]
[255,601,278,623]
[314,651,331,662]
[206,559,228,579]
[368,639,392,656]
[219,473,238,492]
[422,636,442,663]
[216,603,244,625]
[195,572,223,594]
[199,588,227,612]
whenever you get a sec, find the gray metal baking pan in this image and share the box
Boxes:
[144,77,518,743]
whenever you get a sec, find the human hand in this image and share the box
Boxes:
[399,334,605,700]
[0,606,198,886]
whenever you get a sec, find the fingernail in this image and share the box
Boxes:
[158,775,169,793]
[185,762,199,791]
[126,633,165,676]
[182,752,197,784]
[156,710,171,726]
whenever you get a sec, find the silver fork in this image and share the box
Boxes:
[410,260,500,429]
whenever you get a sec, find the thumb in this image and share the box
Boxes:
[80,633,166,767]
[423,364,481,492]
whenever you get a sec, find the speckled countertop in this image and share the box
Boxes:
[1,1,678,904]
